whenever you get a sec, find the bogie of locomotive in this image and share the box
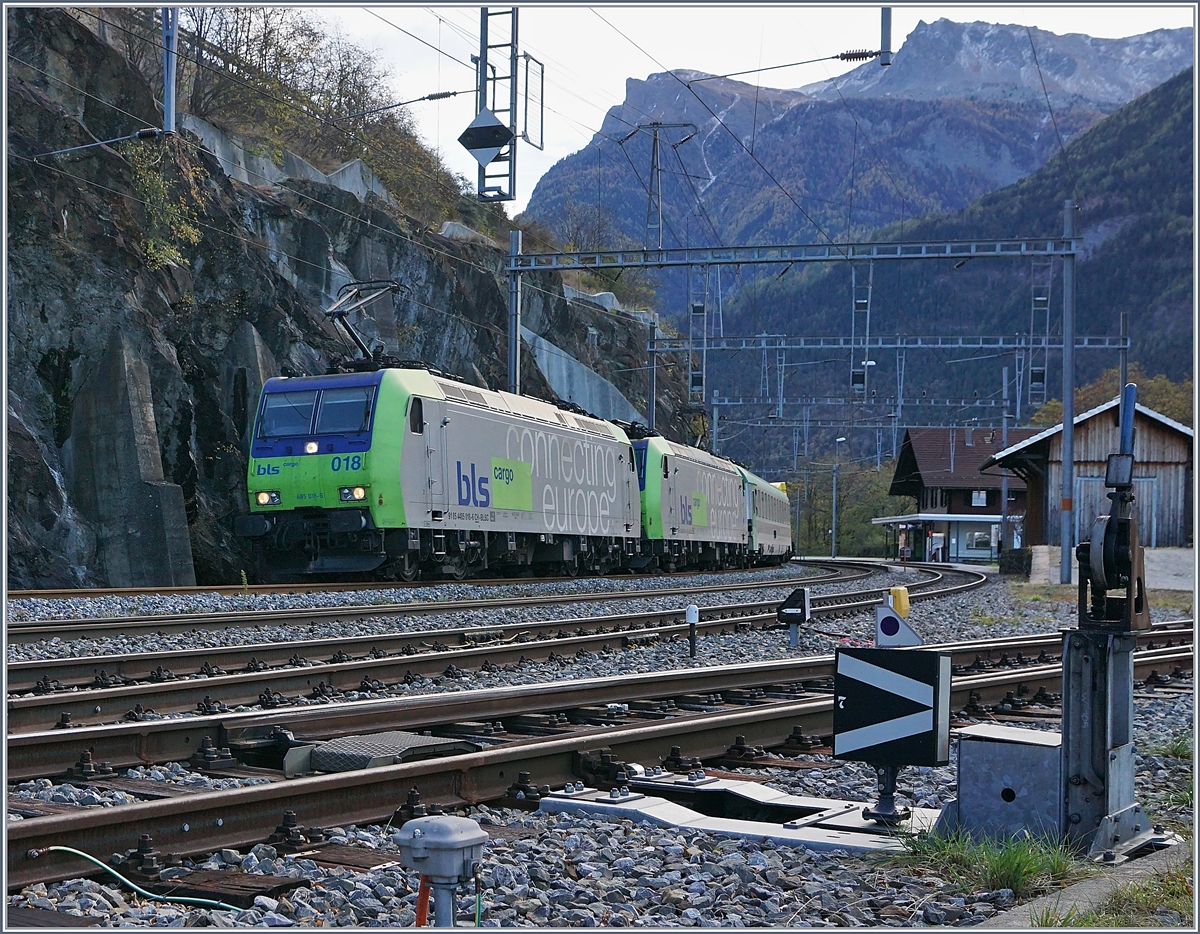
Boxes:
[236,365,792,581]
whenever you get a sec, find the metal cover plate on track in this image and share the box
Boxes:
[310,731,478,773]
[547,787,647,804]
[143,871,309,909]
[540,786,942,854]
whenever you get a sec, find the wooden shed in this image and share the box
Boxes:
[981,398,1193,547]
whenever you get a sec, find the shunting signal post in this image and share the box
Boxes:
[1063,383,1173,858]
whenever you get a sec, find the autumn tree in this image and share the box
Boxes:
[1032,364,1193,428]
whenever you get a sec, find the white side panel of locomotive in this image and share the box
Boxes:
[660,441,746,545]
[400,388,638,537]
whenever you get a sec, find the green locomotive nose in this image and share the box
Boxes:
[246,378,378,510]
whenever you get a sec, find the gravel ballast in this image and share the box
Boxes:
[8,577,1184,723]
[6,569,928,664]
[6,566,827,623]
[8,575,1192,927]
[10,689,1190,928]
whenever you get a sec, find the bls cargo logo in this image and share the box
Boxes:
[679,492,709,527]
[256,464,280,475]
[456,462,491,508]
[458,459,535,510]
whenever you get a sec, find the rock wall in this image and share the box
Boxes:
[66,333,196,587]
[5,8,688,589]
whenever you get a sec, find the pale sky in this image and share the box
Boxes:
[317,5,1196,214]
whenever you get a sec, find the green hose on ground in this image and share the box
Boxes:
[27,846,240,913]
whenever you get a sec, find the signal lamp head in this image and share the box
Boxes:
[304,441,319,454]
[340,486,368,501]
[256,491,281,506]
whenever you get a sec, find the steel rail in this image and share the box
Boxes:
[7,645,1190,889]
[4,565,975,693]
[10,563,834,602]
[5,563,872,643]
[8,626,1185,780]
[6,570,988,729]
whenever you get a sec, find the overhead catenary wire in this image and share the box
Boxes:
[31,126,163,159]
[365,8,475,71]
[1026,26,1079,202]
[11,153,513,346]
[338,89,466,122]
[21,18,593,311]
[73,11,500,235]
[592,9,844,254]
[686,51,869,85]
[61,7,928,417]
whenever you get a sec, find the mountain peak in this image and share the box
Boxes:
[800,19,1193,108]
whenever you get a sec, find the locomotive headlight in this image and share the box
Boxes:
[340,486,367,501]
[304,441,319,454]
[256,491,281,506]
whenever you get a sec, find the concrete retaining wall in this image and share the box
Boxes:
[521,326,645,424]
[180,114,394,204]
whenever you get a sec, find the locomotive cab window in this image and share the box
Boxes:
[315,386,375,435]
[409,397,424,434]
[662,455,669,479]
[258,390,317,438]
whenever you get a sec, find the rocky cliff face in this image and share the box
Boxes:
[6,9,686,589]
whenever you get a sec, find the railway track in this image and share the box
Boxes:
[7,633,1191,889]
[6,561,874,643]
[8,623,1190,779]
[9,563,821,602]
[6,567,989,730]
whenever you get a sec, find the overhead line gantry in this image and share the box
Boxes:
[508,202,1101,584]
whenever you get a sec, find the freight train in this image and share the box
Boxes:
[234,364,792,582]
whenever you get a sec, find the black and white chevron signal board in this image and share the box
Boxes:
[832,647,951,767]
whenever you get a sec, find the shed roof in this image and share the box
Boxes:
[889,426,1037,497]
[980,398,1193,471]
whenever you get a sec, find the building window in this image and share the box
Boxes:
[971,490,987,507]
[967,531,991,549]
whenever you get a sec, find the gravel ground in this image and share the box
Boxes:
[7,566,826,623]
[7,762,275,820]
[6,569,929,664]
[8,578,1192,927]
[10,692,1190,928]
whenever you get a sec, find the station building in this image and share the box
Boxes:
[980,398,1193,548]
[873,426,1039,563]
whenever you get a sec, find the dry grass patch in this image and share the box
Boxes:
[1032,865,1193,927]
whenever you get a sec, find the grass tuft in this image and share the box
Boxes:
[1162,783,1194,810]
[1149,733,1194,760]
[880,829,1093,900]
